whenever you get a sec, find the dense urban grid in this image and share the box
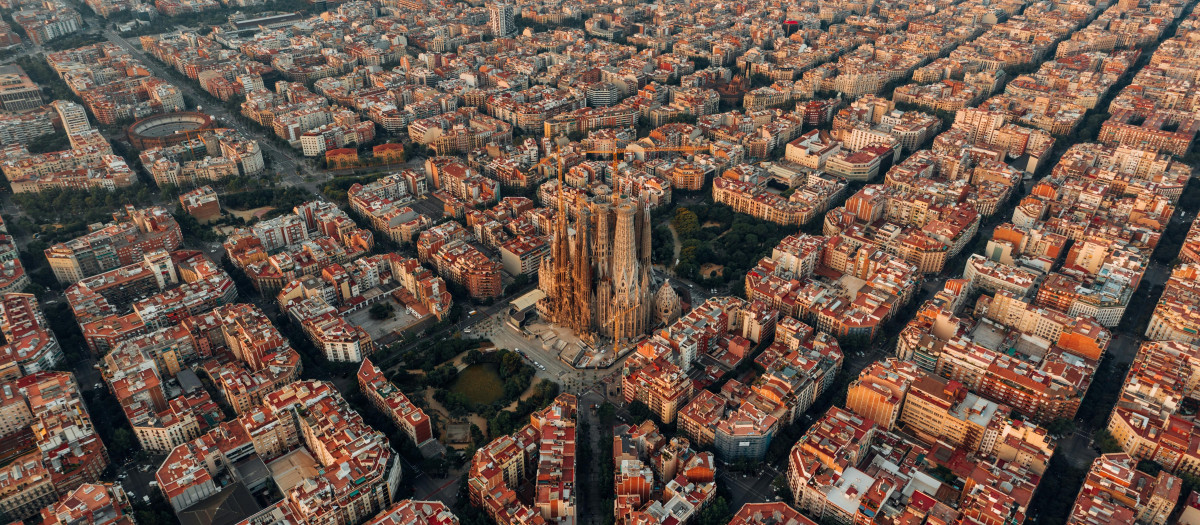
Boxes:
[0,0,1197,522]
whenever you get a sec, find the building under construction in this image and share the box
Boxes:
[537,190,656,347]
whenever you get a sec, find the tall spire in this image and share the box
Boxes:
[593,199,611,280]
[573,204,592,333]
[555,148,567,225]
[639,197,652,269]
[611,198,642,342]
[611,199,640,305]
[548,147,574,326]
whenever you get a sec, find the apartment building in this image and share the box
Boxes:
[0,293,66,376]
[0,125,134,194]
[38,483,134,525]
[728,502,816,525]
[611,421,716,525]
[387,255,454,321]
[1106,341,1200,474]
[348,171,433,244]
[0,106,55,145]
[845,358,922,431]
[358,358,435,448]
[11,1,81,45]
[745,233,919,341]
[157,381,402,522]
[179,186,221,223]
[1145,264,1200,345]
[468,394,576,525]
[142,130,264,187]
[896,285,1102,423]
[713,167,846,227]
[0,372,109,522]
[622,356,695,424]
[45,206,183,285]
[66,251,237,355]
[409,107,513,155]
[786,406,876,504]
[366,500,460,525]
[428,240,502,299]
[678,389,778,462]
[899,374,1007,452]
[46,43,184,125]
[0,65,43,111]
[101,326,224,453]
[1067,453,1180,525]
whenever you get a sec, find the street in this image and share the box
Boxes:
[472,309,625,395]
[575,389,608,524]
[2,6,1191,525]
[718,464,783,510]
[92,28,343,197]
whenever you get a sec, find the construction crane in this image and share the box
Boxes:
[583,144,713,186]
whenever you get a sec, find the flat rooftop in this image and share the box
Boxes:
[267,448,319,493]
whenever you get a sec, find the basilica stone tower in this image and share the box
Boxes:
[538,191,655,345]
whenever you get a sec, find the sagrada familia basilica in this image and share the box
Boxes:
[537,189,678,346]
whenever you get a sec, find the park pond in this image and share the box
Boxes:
[450,363,506,406]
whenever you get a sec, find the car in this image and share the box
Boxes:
[464,328,472,334]
[468,310,478,316]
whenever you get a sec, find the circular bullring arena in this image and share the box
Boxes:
[127,112,216,150]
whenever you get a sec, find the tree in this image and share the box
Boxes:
[672,207,699,237]
[1137,460,1163,476]
[598,402,616,426]
[426,364,458,387]
[772,474,790,501]
[1045,418,1076,437]
[695,496,730,525]
[628,400,652,422]
[26,131,70,154]
[369,302,395,320]
[749,73,773,87]
[505,273,532,295]
[464,349,484,365]
[500,351,523,376]
[112,428,134,453]
[1093,429,1124,454]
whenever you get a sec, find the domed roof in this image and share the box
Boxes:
[655,282,678,307]
[655,282,681,323]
